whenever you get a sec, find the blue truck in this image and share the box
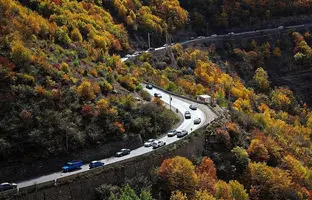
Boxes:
[62,160,83,172]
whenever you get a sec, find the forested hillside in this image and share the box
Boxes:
[180,0,312,33]
[0,0,187,162]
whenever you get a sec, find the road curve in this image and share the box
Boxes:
[17,84,217,189]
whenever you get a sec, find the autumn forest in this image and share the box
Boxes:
[1,0,312,199]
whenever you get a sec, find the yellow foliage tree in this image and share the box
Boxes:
[71,28,83,42]
[77,80,99,100]
[253,67,270,92]
[193,190,215,200]
[170,191,188,200]
[11,40,33,65]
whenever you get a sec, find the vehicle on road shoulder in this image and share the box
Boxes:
[184,111,191,119]
[144,139,156,147]
[177,130,188,138]
[194,118,201,125]
[115,149,131,157]
[152,140,166,149]
[89,161,104,169]
[167,130,177,137]
[0,182,17,192]
[62,160,83,172]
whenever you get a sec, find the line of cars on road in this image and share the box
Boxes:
[61,148,132,172]
[143,128,189,151]
[144,139,166,149]
[185,105,202,125]
[167,129,188,138]
[57,148,132,175]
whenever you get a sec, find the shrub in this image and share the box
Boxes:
[118,75,138,91]
[61,62,70,73]
[93,35,109,51]
[11,41,33,65]
[77,80,100,100]
[55,27,71,46]
[139,90,151,101]
[71,28,83,42]
[99,79,113,93]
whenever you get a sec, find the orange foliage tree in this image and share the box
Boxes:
[196,157,217,193]
[158,156,198,195]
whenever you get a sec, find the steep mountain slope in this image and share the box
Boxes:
[0,0,187,165]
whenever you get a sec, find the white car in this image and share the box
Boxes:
[194,118,201,125]
[167,130,177,137]
[189,104,197,110]
[152,140,166,149]
[184,111,191,119]
[144,139,156,147]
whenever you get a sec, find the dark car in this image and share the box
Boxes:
[167,130,177,137]
[189,104,197,110]
[146,84,153,89]
[89,161,104,169]
[154,93,162,98]
[0,182,17,192]
[184,111,191,119]
[147,48,155,52]
[194,118,201,125]
[115,148,131,157]
[177,130,188,138]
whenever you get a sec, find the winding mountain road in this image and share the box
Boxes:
[17,84,217,189]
